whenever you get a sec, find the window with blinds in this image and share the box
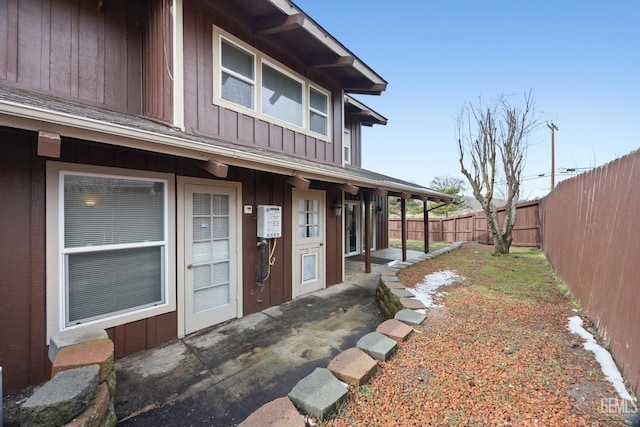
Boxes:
[62,173,168,326]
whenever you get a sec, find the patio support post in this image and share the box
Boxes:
[401,197,407,262]
[423,200,429,253]
[364,196,371,273]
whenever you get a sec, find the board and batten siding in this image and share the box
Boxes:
[0,0,143,115]
[181,0,344,167]
[0,128,346,394]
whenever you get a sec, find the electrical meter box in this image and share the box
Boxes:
[257,205,282,238]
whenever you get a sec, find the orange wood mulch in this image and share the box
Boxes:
[324,244,629,427]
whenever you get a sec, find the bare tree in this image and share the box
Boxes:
[457,92,539,254]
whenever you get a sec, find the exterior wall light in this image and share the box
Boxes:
[332,201,342,216]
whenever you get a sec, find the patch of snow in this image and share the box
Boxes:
[567,316,635,402]
[387,260,398,267]
[407,270,463,308]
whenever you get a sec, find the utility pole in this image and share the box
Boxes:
[547,122,558,190]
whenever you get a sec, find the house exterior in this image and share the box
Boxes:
[0,0,452,395]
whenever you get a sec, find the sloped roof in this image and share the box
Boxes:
[0,85,453,202]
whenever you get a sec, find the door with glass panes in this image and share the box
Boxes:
[184,184,238,334]
[292,189,326,297]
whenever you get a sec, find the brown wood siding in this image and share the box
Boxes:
[143,0,173,124]
[181,0,341,167]
[0,0,143,115]
[0,128,49,395]
[1,128,352,394]
[371,193,389,249]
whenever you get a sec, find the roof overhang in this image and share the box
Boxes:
[0,87,451,203]
[344,95,388,126]
[232,0,388,95]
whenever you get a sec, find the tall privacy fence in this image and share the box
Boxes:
[390,149,640,397]
[389,200,541,247]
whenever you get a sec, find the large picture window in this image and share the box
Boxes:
[262,63,303,127]
[62,174,168,325]
[213,26,331,138]
[46,163,175,338]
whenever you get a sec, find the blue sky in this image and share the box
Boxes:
[295,1,640,199]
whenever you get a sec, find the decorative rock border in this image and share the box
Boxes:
[238,243,462,425]
[20,326,117,426]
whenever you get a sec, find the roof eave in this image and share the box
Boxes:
[266,0,387,94]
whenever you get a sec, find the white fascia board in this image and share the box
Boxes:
[0,99,447,199]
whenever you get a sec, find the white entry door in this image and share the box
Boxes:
[292,189,326,297]
[184,183,238,334]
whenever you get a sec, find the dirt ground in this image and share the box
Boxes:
[324,243,637,426]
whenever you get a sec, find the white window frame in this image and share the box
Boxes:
[46,162,176,342]
[308,85,329,137]
[219,36,256,110]
[212,25,332,140]
[343,128,352,164]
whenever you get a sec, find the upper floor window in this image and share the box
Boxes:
[262,63,303,127]
[220,39,255,109]
[309,87,328,135]
[213,27,331,139]
[343,129,351,164]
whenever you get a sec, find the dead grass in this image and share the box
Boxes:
[323,243,629,426]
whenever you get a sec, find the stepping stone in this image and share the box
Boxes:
[382,280,405,290]
[381,275,399,282]
[288,368,348,421]
[380,270,397,276]
[356,332,397,361]
[395,309,427,326]
[239,397,304,427]
[400,297,426,310]
[327,348,377,386]
[376,319,413,343]
[390,288,414,298]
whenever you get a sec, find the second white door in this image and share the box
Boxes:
[292,189,326,298]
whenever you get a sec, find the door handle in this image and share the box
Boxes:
[187,264,194,270]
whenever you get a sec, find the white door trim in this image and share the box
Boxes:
[177,176,243,338]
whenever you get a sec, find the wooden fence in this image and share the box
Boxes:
[539,149,640,397]
[389,200,541,247]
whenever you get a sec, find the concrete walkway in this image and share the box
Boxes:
[114,249,425,426]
